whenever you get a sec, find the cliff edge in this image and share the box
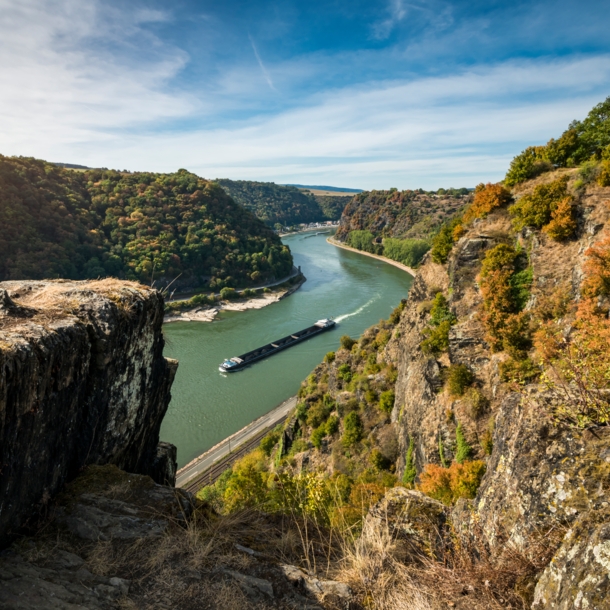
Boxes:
[0,279,178,548]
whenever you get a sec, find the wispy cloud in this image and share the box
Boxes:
[249,35,276,91]
[36,55,607,189]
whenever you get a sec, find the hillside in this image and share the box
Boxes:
[217,178,343,225]
[334,187,471,267]
[0,156,293,291]
[199,99,610,608]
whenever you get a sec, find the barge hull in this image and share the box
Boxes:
[220,319,335,372]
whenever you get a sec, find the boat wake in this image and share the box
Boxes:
[335,295,380,323]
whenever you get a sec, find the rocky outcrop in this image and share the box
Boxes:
[0,464,339,610]
[383,176,610,607]
[0,279,178,548]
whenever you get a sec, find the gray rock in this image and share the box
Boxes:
[0,279,178,548]
[223,569,274,597]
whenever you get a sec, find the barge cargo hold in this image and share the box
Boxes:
[219,318,336,373]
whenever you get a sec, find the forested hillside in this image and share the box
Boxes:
[335,187,471,267]
[0,156,293,289]
[217,179,343,225]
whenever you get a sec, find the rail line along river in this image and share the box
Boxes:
[161,232,413,467]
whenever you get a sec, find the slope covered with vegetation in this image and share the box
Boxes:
[0,156,293,289]
[195,97,610,609]
[217,179,343,226]
[335,187,471,267]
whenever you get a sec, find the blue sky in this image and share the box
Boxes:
[1,0,609,189]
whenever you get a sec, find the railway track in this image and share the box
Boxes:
[182,414,289,495]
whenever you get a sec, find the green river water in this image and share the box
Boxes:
[161,232,413,467]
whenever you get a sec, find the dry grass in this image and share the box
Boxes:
[334,507,564,610]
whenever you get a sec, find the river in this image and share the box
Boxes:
[161,232,413,467]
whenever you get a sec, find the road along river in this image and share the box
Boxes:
[161,231,413,468]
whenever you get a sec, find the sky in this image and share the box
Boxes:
[1,0,609,189]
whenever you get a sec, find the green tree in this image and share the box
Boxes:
[342,412,363,447]
[455,423,472,464]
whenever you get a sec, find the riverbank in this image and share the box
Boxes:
[176,396,297,490]
[327,236,416,277]
[164,274,306,323]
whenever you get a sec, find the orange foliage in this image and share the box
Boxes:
[463,183,512,224]
[542,196,577,241]
[582,234,610,297]
[479,269,516,351]
[417,461,486,505]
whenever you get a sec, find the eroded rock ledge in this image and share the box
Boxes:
[0,280,178,548]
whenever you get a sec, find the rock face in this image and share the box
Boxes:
[0,279,178,548]
[382,174,610,608]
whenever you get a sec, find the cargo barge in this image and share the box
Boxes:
[219,319,336,373]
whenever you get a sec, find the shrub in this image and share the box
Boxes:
[535,298,610,427]
[582,235,610,297]
[369,448,391,471]
[510,266,534,310]
[542,196,577,241]
[429,292,456,326]
[420,320,452,354]
[340,335,356,351]
[342,412,364,447]
[402,437,417,486]
[324,351,336,363]
[481,417,494,455]
[306,400,332,428]
[378,390,395,413]
[501,312,533,358]
[465,388,488,420]
[504,146,552,187]
[389,299,407,324]
[364,388,378,404]
[463,183,512,223]
[260,431,280,456]
[311,424,327,449]
[325,416,340,435]
[479,244,532,352]
[455,422,472,464]
[598,160,610,186]
[438,432,447,467]
[337,363,352,383]
[509,176,573,237]
[446,364,474,397]
[499,357,540,384]
[417,463,453,504]
[431,216,463,264]
[417,460,486,505]
[296,402,308,421]
[219,286,236,300]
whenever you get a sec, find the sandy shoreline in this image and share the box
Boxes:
[326,237,416,277]
[163,276,305,323]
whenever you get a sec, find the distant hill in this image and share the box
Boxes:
[336,188,470,243]
[216,179,344,224]
[334,188,471,268]
[285,184,363,193]
[0,156,292,290]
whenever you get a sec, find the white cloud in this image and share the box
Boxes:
[0,1,608,189]
[0,0,194,150]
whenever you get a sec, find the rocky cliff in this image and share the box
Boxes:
[0,279,178,548]
[383,170,610,608]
